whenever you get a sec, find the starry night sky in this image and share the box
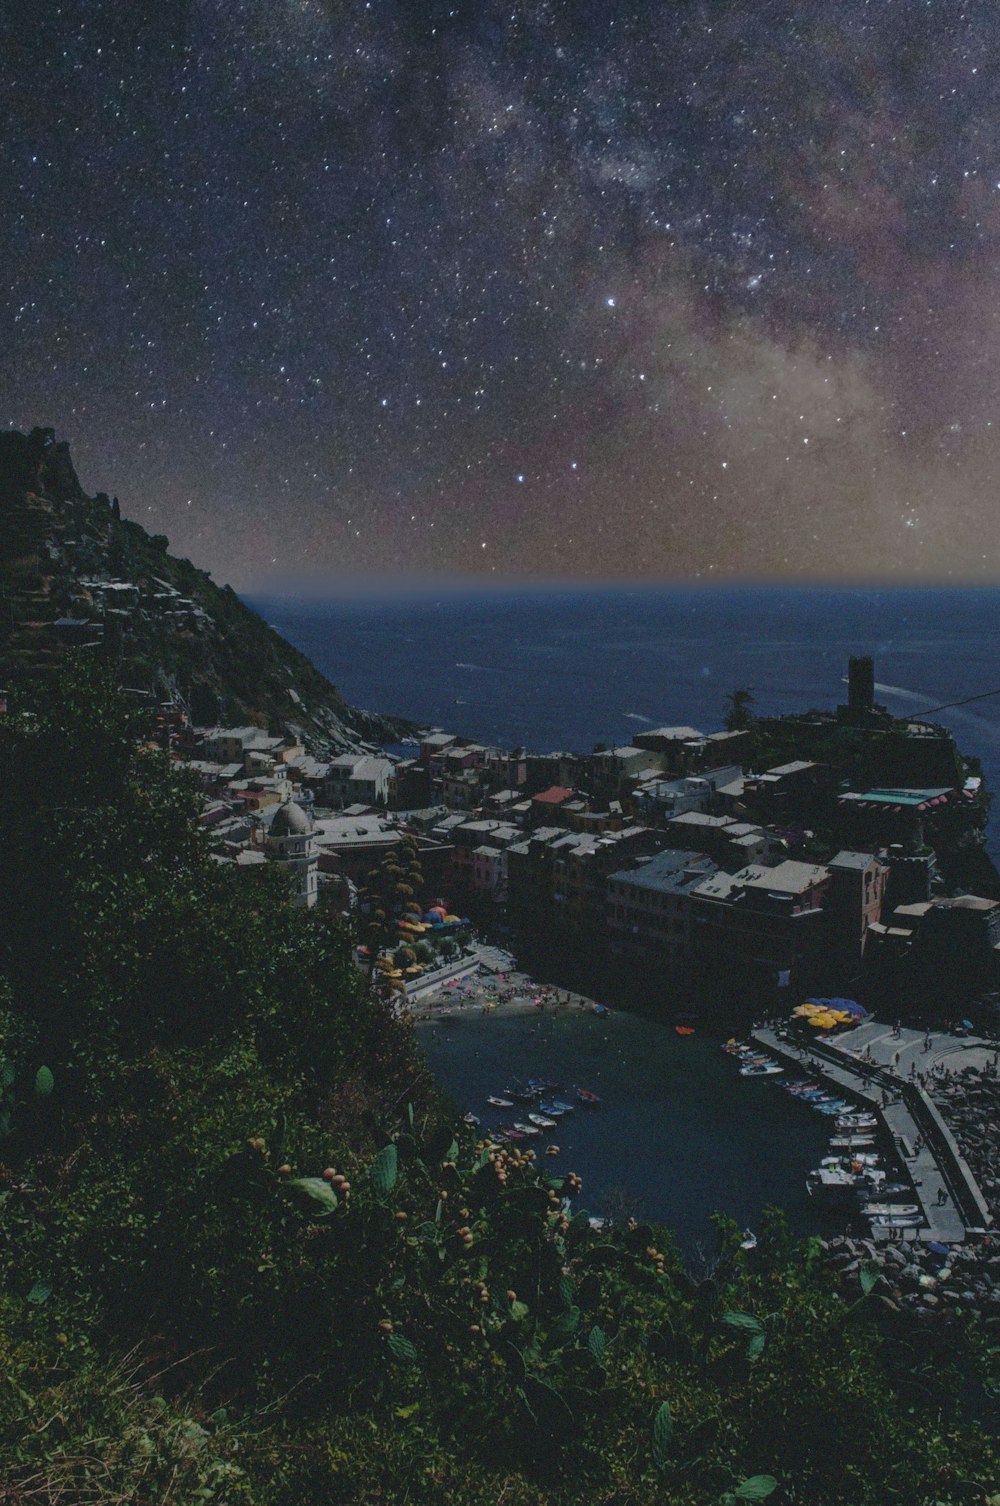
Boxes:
[4,1,1000,587]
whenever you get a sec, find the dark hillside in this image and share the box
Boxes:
[0,427,410,749]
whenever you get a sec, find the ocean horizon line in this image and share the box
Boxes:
[246,574,1000,603]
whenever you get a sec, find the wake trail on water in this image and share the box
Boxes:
[625,712,654,723]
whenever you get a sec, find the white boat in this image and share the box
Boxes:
[862,1201,920,1219]
[821,1152,882,1169]
[808,1167,883,1199]
[740,1062,783,1077]
[870,1212,923,1229]
[512,1121,541,1137]
[487,1096,513,1108]
[528,1112,556,1129]
[829,1134,876,1150]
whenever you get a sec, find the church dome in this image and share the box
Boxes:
[270,799,311,837]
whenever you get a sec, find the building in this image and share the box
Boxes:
[915,895,1000,997]
[607,850,718,964]
[631,765,743,823]
[836,786,957,850]
[202,726,287,769]
[311,815,405,883]
[742,760,825,819]
[419,731,459,768]
[549,826,664,935]
[588,745,667,797]
[529,786,577,825]
[663,811,776,869]
[441,766,485,809]
[825,849,889,973]
[325,753,394,808]
[631,727,705,769]
[690,858,832,987]
[265,799,318,908]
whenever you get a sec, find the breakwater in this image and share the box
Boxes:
[751,1025,993,1245]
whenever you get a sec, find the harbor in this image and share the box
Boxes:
[747,1020,995,1245]
[420,992,840,1261]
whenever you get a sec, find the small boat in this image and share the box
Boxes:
[527,1077,559,1092]
[499,1125,526,1141]
[808,1169,863,1200]
[740,1062,783,1077]
[463,1111,481,1127]
[593,1003,609,1017]
[675,1025,695,1036]
[550,1100,575,1114]
[538,1101,565,1117]
[505,1084,539,1103]
[869,1212,923,1229]
[528,1112,556,1129]
[487,1096,514,1108]
[829,1135,876,1150]
[512,1121,541,1137]
[857,1182,911,1200]
[576,1088,602,1105]
[821,1153,882,1169]
[739,1228,757,1250]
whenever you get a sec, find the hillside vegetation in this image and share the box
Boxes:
[0,662,997,1505]
[0,427,407,749]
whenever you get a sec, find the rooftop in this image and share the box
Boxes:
[532,785,575,804]
[839,787,953,809]
[740,859,830,894]
[637,725,703,742]
[829,849,882,871]
[609,849,716,894]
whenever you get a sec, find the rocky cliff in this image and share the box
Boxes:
[0,427,410,750]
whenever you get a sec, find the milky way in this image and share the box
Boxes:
[4,0,1000,585]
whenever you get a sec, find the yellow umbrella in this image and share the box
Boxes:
[792,1005,817,1017]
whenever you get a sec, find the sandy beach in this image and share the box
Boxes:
[410,963,605,1024]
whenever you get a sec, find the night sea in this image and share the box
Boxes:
[249,583,1000,1252]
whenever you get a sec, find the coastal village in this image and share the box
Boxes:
[124,648,1000,1285]
[156,653,1000,1020]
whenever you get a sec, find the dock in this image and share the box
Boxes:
[751,1025,993,1245]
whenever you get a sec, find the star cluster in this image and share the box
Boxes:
[4,0,1000,585]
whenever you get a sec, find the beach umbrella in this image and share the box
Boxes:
[792,1005,816,1017]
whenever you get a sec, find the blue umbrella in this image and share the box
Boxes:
[925,1242,950,1257]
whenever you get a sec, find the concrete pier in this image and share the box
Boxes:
[750,1024,993,1245]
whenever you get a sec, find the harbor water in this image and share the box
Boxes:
[419,1006,842,1261]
